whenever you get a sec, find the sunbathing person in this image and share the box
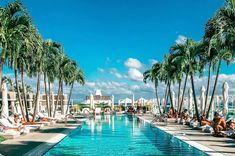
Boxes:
[200,115,212,126]
[213,112,226,136]
[227,119,235,130]
[179,109,190,124]
[167,107,175,118]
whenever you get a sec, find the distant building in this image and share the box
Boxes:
[83,90,112,105]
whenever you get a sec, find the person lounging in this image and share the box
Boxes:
[200,115,212,126]
[213,112,226,136]
[167,107,176,118]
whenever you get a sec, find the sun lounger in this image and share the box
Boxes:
[0,118,29,134]
[221,130,235,136]
[0,130,20,139]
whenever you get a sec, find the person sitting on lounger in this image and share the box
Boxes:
[227,119,235,130]
[200,115,212,126]
[179,109,190,124]
[167,106,176,118]
[213,112,226,136]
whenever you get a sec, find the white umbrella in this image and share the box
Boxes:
[111,95,114,110]
[188,88,193,116]
[132,94,135,107]
[28,93,33,111]
[172,91,175,109]
[1,82,9,118]
[200,86,206,115]
[90,94,94,109]
[222,82,229,118]
[9,91,17,114]
[178,89,183,111]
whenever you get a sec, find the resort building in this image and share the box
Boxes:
[83,90,112,106]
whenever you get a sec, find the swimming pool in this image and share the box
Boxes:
[45,115,208,156]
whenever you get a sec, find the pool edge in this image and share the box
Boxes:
[137,115,225,156]
[23,126,77,156]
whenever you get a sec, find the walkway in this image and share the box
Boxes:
[138,114,235,156]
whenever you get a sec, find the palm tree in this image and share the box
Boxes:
[143,62,162,115]
[0,1,31,89]
[65,67,85,115]
[205,1,234,118]
[53,53,70,117]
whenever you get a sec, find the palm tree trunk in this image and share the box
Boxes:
[178,74,188,114]
[44,73,50,117]
[32,72,41,122]
[53,79,61,118]
[206,60,221,118]
[66,81,74,115]
[190,74,200,122]
[177,80,181,112]
[154,80,162,115]
[21,67,29,122]
[168,81,175,114]
[14,69,26,121]
[204,62,212,115]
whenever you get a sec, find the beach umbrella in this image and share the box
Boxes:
[132,94,135,107]
[16,102,22,115]
[111,95,114,110]
[172,91,176,109]
[28,93,33,111]
[51,93,55,113]
[90,94,94,109]
[188,88,193,116]
[161,98,165,106]
[222,82,229,118]
[178,89,183,111]
[1,82,9,118]
[200,86,206,115]
[9,91,17,114]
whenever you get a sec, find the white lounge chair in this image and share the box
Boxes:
[0,118,29,134]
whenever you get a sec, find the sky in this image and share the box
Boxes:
[2,0,235,102]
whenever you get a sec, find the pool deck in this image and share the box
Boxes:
[0,123,78,156]
[137,114,235,156]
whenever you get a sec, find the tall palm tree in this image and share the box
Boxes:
[65,66,85,115]
[205,1,234,118]
[0,1,31,89]
[143,62,162,115]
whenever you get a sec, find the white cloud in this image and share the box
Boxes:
[126,68,143,82]
[124,58,142,69]
[97,68,105,73]
[109,68,122,78]
[175,35,187,44]
[149,59,158,66]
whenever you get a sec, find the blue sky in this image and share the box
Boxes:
[3,0,235,101]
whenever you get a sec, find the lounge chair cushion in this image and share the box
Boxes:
[0,118,20,129]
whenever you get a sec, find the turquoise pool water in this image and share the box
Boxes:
[45,115,208,156]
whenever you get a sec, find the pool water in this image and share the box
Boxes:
[45,115,208,156]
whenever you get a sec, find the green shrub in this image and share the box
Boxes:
[0,136,5,142]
